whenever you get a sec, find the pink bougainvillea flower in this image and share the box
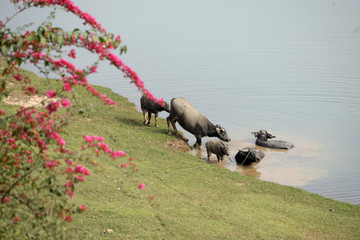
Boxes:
[63,82,73,92]
[61,99,72,108]
[90,65,97,73]
[13,217,20,223]
[74,164,90,176]
[46,90,56,98]
[138,183,146,189]
[111,150,126,158]
[120,163,128,168]
[83,135,104,143]
[68,49,76,59]
[46,101,60,113]
[66,189,74,199]
[58,137,66,146]
[27,86,38,95]
[63,215,73,222]
[2,196,10,203]
[79,204,87,212]
[77,175,85,182]
[13,73,22,81]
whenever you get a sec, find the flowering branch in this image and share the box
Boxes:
[0,0,154,238]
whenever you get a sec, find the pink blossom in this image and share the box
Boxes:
[46,101,60,113]
[68,49,76,58]
[2,196,10,203]
[61,99,72,108]
[66,189,74,199]
[46,161,55,168]
[58,138,66,146]
[77,175,85,182]
[13,74,22,81]
[65,180,72,187]
[138,183,146,189]
[51,132,60,139]
[63,83,73,92]
[115,35,121,42]
[121,163,128,168]
[79,204,87,212]
[46,90,56,98]
[83,135,104,143]
[99,142,111,153]
[13,217,20,223]
[27,86,38,95]
[90,65,97,73]
[112,150,126,158]
[74,164,90,176]
[63,215,73,222]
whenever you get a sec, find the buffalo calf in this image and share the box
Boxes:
[140,95,170,127]
[205,140,229,162]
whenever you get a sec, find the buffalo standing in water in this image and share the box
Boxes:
[167,98,231,149]
[205,140,229,162]
[252,130,294,150]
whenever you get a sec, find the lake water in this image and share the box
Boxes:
[1,0,360,204]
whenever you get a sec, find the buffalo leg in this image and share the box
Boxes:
[193,136,202,150]
[142,109,148,125]
[155,112,159,127]
[147,113,151,126]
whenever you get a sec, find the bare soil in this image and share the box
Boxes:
[166,139,192,152]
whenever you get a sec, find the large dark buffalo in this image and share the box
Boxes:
[235,147,265,165]
[140,95,170,127]
[252,130,294,149]
[167,98,230,149]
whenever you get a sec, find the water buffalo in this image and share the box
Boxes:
[167,98,230,149]
[235,147,265,165]
[205,140,229,162]
[140,95,170,127]
[252,130,294,149]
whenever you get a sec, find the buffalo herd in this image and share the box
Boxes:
[140,96,294,166]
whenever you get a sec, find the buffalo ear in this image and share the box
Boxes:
[216,126,222,134]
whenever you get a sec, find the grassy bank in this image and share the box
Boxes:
[1,65,360,239]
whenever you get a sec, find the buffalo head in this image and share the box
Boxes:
[163,102,170,112]
[251,130,275,141]
[215,125,231,142]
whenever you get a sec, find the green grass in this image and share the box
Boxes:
[1,62,360,239]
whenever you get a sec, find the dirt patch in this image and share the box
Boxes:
[166,139,192,152]
[3,95,57,108]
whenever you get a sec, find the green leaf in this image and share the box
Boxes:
[120,45,127,55]
[17,38,24,47]
[113,41,119,49]
[40,37,47,46]
[26,34,36,43]
[58,35,64,45]
[1,45,8,55]
[15,57,22,66]
[83,30,90,40]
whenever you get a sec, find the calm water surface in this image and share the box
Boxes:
[1,0,360,204]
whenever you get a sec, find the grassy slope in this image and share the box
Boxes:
[1,65,359,239]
